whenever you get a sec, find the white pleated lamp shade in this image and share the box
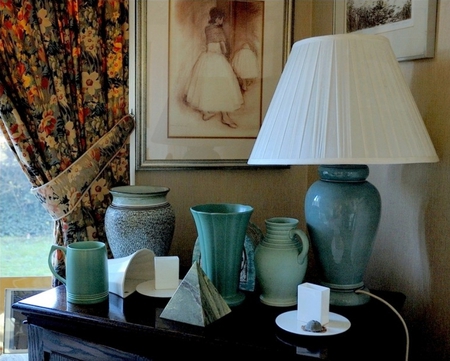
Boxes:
[248,34,438,165]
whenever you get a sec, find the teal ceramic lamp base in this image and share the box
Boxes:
[305,165,381,306]
[322,284,371,306]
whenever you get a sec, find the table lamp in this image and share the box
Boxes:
[248,34,438,306]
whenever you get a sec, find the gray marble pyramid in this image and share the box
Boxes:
[160,261,231,326]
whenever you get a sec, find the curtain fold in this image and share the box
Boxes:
[0,0,133,281]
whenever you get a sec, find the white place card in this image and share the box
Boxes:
[154,256,179,290]
[297,283,330,325]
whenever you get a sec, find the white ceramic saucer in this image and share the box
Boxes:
[276,311,351,336]
[136,280,181,298]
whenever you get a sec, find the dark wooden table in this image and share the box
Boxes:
[13,286,407,361]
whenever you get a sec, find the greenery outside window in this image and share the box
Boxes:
[0,136,52,277]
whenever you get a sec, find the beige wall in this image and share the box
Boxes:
[135,167,310,268]
[366,2,450,359]
[136,1,450,359]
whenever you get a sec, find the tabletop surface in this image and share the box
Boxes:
[14,286,407,360]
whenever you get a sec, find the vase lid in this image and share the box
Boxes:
[110,185,170,196]
[109,186,170,207]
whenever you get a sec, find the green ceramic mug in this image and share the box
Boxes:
[48,241,109,304]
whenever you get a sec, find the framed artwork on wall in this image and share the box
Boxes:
[135,0,293,169]
[333,0,437,61]
[3,288,47,354]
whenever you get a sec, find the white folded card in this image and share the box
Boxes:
[297,283,330,325]
[108,249,155,298]
[155,256,179,290]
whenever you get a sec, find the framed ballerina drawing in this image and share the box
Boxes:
[134,0,293,169]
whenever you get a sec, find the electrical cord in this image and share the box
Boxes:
[355,289,409,361]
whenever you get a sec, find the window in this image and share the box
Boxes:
[0,136,53,277]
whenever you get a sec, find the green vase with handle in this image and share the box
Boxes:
[255,217,309,307]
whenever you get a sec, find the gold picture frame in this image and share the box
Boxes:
[3,288,47,354]
[134,0,293,169]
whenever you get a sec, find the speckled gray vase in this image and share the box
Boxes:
[105,186,175,258]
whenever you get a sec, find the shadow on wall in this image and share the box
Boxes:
[365,163,439,359]
[409,52,450,360]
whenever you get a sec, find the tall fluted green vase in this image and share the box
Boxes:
[190,203,253,307]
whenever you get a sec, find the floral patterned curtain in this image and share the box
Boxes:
[0,0,134,281]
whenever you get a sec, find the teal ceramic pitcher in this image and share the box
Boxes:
[255,217,309,307]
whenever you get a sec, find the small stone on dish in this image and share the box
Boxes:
[302,320,327,333]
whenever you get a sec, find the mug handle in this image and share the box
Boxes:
[48,245,67,285]
[290,229,310,266]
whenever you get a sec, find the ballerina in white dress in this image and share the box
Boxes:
[184,7,243,129]
[232,43,259,92]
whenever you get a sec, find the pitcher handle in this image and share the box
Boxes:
[289,229,309,266]
[48,245,67,285]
